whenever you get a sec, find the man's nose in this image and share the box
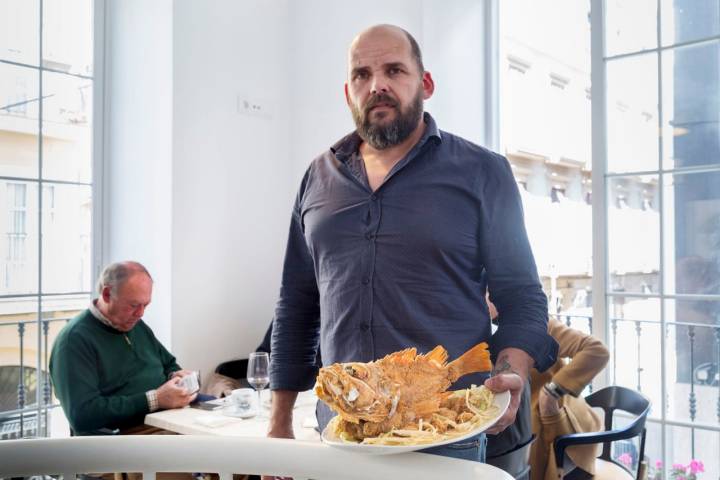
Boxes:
[135,305,145,317]
[370,75,389,94]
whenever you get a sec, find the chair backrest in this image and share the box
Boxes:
[554,386,651,479]
[584,385,651,462]
[215,358,249,380]
[0,435,515,480]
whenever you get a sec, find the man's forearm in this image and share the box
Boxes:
[268,390,299,438]
[493,347,534,382]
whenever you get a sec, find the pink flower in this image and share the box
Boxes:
[673,463,686,471]
[688,460,704,474]
[655,460,663,469]
[618,453,633,466]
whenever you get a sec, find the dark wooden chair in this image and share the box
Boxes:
[554,386,651,479]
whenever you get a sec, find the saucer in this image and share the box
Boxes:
[222,406,257,419]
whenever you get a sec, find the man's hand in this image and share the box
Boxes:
[483,347,534,435]
[484,372,524,434]
[538,387,561,417]
[169,369,194,379]
[262,390,298,480]
[156,376,196,409]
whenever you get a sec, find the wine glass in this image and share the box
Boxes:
[247,352,270,418]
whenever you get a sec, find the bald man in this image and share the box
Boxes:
[50,261,196,435]
[268,25,557,463]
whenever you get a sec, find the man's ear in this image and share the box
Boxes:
[422,71,435,100]
[344,83,351,106]
[101,286,112,303]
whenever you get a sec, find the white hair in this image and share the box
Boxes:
[96,261,153,296]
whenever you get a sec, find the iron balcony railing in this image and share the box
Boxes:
[0,316,71,439]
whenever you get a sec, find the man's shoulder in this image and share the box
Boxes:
[53,309,98,350]
[439,130,506,166]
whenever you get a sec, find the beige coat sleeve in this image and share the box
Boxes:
[549,319,610,396]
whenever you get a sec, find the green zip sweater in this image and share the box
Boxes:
[50,308,180,435]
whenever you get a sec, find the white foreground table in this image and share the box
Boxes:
[144,391,513,479]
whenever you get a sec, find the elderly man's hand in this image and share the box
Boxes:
[157,376,196,409]
[169,369,194,379]
[483,372,525,434]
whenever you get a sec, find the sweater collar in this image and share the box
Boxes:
[89,299,123,332]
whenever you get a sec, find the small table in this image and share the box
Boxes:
[144,390,320,441]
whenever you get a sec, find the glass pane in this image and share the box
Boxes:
[608,296,661,408]
[608,176,660,293]
[661,41,720,170]
[661,0,720,47]
[605,0,658,57]
[41,184,91,294]
[0,62,40,179]
[662,171,720,296]
[643,420,663,476]
[0,180,38,295]
[0,0,40,65]
[607,54,659,173]
[41,72,92,182]
[41,293,88,321]
[666,425,720,479]
[42,0,93,76]
[664,299,720,424]
[0,297,40,414]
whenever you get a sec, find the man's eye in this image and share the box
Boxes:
[388,67,402,75]
[354,71,369,80]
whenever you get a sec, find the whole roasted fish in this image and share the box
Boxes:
[315,342,492,439]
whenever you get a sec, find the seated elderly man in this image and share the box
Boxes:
[50,261,196,435]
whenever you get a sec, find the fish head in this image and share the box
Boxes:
[315,362,389,419]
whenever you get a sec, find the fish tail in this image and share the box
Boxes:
[446,342,492,381]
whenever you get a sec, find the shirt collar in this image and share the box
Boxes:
[89,299,120,331]
[331,112,442,163]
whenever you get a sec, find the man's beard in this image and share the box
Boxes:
[351,90,424,150]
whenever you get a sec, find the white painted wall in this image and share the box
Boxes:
[287,0,423,183]
[103,1,490,379]
[171,0,293,376]
[421,0,488,145]
[103,0,174,344]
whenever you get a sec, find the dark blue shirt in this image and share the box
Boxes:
[270,114,557,399]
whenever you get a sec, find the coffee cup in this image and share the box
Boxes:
[229,388,256,414]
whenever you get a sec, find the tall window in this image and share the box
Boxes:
[599,0,720,476]
[0,0,97,438]
[499,0,594,324]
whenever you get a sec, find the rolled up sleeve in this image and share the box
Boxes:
[479,153,558,371]
[269,173,321,391]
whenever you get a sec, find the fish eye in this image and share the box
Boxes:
[344,365,356,376]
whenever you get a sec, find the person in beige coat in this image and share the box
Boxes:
[530,318,610,480]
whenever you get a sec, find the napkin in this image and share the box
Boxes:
[194,415,234,428]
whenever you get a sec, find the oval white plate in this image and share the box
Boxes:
[321,389,510,455]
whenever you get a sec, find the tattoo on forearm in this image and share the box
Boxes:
[492,357,514,376]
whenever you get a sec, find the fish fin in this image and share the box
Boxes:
[422,345,448,367]
[446,342,492,381]
[381,347,417,364]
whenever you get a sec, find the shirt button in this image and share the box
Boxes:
[360,323,370,331]
[362,277,370,285]
[365,233,374,240]
[370,194,378,201]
